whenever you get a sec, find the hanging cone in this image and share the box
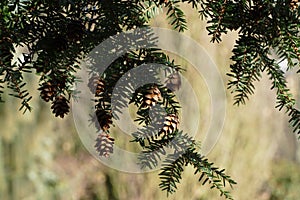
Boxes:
[53,75,67,90]
[141,85,162,108]
[94,108,113,132]
[39,82,56,102]
[95,133,115,157]
[88,75,105,97]
[165,72,181,92]
[159,114,179,138]
[51,95,70,118]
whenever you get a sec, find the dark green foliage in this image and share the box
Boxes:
[165,0,188,32]
[198,0,300,137]
[159,149,236,199]
[132,128,236,198]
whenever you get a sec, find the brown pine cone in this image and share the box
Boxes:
[159,114,179,137]
[95,109,113,132]
[51,95,70,118]
[38,82,56,102]
[95,133,115,157]
[88,75,105,97]
[141,85,162,108]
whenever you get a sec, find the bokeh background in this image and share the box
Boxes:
[1,5,300,200]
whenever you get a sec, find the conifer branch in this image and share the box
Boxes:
[2,1,300,198]
[165,0,188,32]
[159,146,236,199]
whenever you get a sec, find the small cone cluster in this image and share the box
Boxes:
[51,95,70,118]
[39,82,56,102]
[142,85,162,108]
[95,133,115,157]
[159,114,179,137]
[88,75,115,158]
[88,75,105,97]
[95,108,113,132]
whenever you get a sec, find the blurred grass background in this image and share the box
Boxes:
[0,5,300,200]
